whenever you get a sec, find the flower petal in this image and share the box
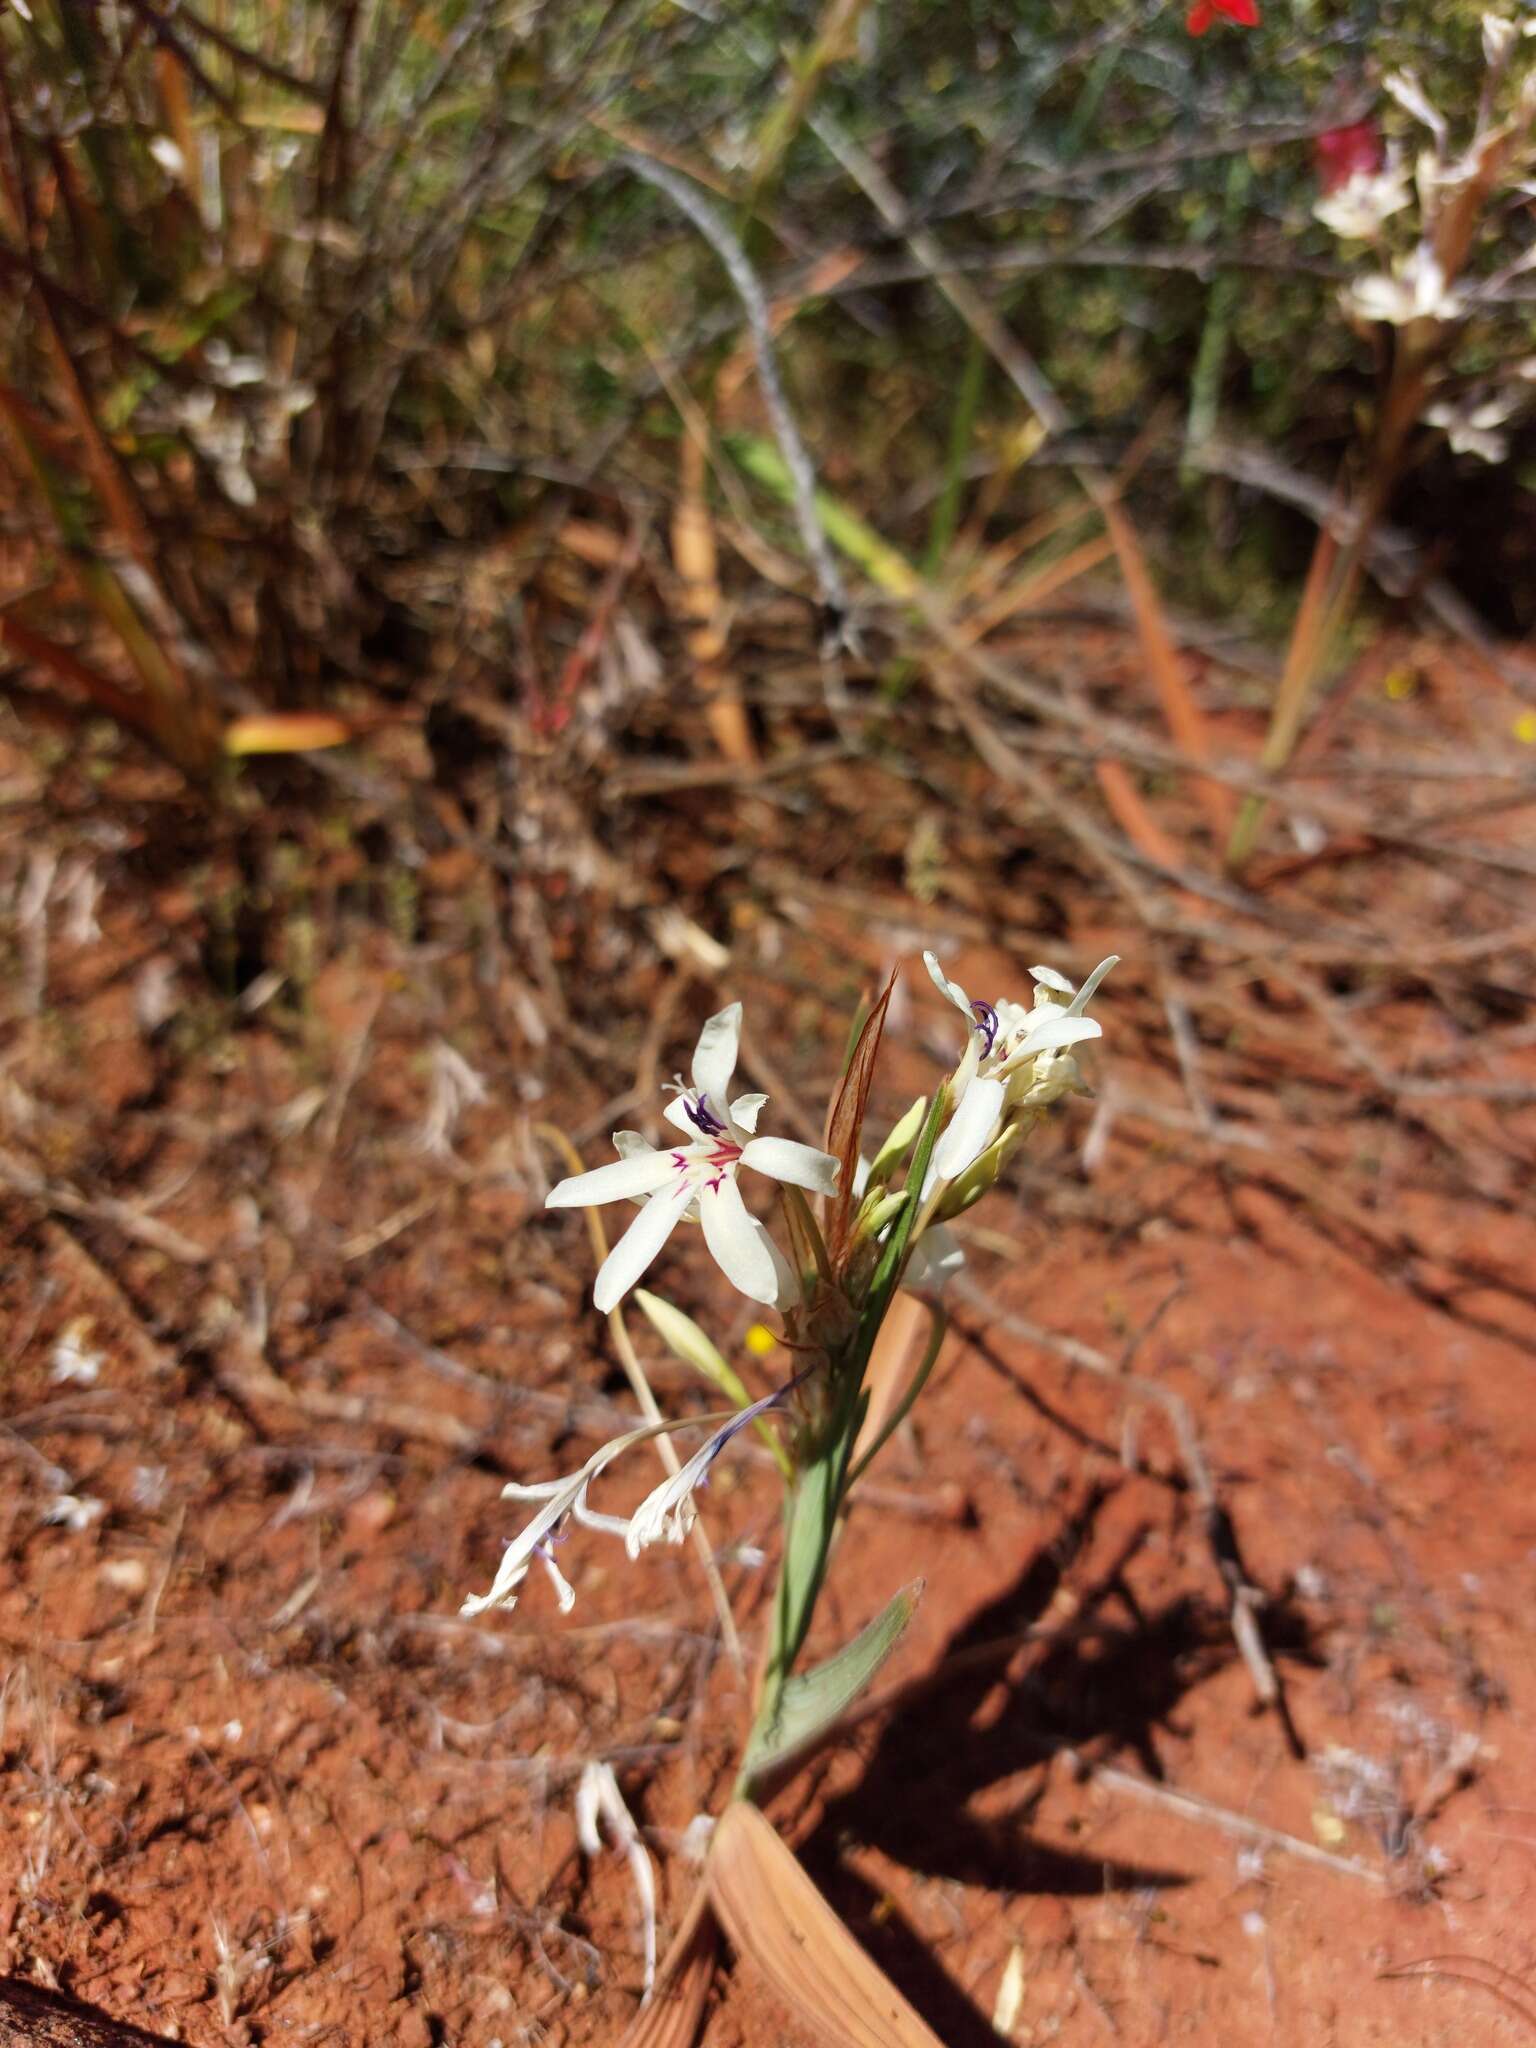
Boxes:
[1012,1013,1102,1061]
[932,1074,1006,1182]
[691,1002,742,1109]
[627,1383,788,1556]
[750,1215,796,1311]
[699,1175,781,1304]
[547,1149,675,1208]
[594,1181,692,1313]
[739,1135,840,1196]
[922,949,974,1021]
[662,1094,699,1136]
[1029,963,1075,995]
[1065,954,1118,1017]
[729,1091,769,1135]
[906,1223,965,1296]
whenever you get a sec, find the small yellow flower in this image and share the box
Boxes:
[745,1322,778,1358]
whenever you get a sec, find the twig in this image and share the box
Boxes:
[1080,1758,1385,1886]
[617,149,853,643]
[0,1150,210,1264]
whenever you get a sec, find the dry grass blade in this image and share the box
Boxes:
[1378,1955,1536,2033]
[1092,756,1187,875]
[707,1801,943,2048]
[620,1885,719,2048]
[1098,495,1234,848]
[673,431,755,766]
[224,713,352,755]
[1,612,146,732]
[823,967,896,1262]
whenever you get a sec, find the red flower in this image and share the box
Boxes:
[1186,0,1260,33]
[1314,121,1384,193]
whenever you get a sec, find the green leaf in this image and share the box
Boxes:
[742,1581,923,1788]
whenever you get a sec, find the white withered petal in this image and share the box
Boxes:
[626,1383,790,1558]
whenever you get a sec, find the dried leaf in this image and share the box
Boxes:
[223,712,351,756]
[674,430,755,766]
[707,1802,943,2048]
[823,967,897,1263]
[621,1885,718,2048]
[0,613,143,730]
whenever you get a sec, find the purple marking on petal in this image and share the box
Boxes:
[971,1000,1000,1056]
[684,1092,728,1138]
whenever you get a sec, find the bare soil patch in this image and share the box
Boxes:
[2,637,1534,2046]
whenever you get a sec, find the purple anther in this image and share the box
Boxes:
[971,1000,1000,1056]
[684,1092,728,1137]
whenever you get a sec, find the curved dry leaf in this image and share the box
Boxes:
[707,1802,943,2048]
[621,1884,718,2048]
[824,968,897,1263]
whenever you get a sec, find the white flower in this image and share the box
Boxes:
[1383,71,1448,152]
[1483,13,1518,67]
[1426,393,1518,463]
[148,135,186,179]
[1314,163,1411,240]
[905,1223,965,1296]
[546,1003,838,1311]
[1342,247,1464,327]
[625,1384,787,1556]
[922,953,1116,1184]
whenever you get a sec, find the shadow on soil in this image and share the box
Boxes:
[797,1481,1319,2048]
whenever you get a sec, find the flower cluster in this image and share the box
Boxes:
[1316,21,1536,467]
[461,951,1115,1621]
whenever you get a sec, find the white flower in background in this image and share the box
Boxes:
[923,952,1116,1184]
[1342,246,1464,327]
[1426,391,1520,463]
[1314,160,1411,240]
[1483,13,1518,67]
[626,1384,788,1556]
[546,1003,838,1312]
[1383,70,1449,152]
[148,134,186,179]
